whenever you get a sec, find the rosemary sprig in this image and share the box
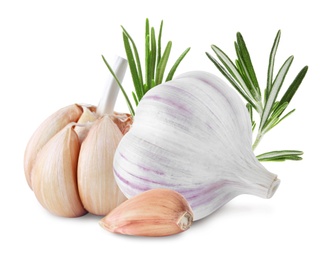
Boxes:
[103,18,190,115]
[206,30,308,162]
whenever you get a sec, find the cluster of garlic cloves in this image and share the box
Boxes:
[24,57,132,217]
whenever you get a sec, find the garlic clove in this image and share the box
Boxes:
[99,189,194,237]
[31,124,87,217]
[24,104,83,189]
[77,115,127,215]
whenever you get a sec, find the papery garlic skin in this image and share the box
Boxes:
[113,71,280,221]
[78,115,127,215]
[99,188,193,237]
[32,125,87,217]
[74,105,98,142]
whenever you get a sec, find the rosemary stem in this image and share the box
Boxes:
[256,101,264,117]
[252,131,263,151]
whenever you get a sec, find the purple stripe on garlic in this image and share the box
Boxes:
[113,71,280,221]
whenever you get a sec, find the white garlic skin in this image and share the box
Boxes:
[113,71,280,221]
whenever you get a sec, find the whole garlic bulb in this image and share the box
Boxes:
[24,57,131,217]
[113,71,280,221]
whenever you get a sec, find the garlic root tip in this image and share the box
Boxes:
[177,211,193,231]
[267,177,281,199]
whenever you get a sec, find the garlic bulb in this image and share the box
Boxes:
[99,188,193,237]
[113,71,280,221]
[25,57,131,216]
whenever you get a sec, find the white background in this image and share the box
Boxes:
[1,0,324,259]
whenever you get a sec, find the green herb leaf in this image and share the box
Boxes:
[156,41,172,85]
[234,48,260,105]
[236,33,261,100]
[121,26,144,88]
[102,55,135,116]
[150,27,157,87]
[277,66,308,116]
[145,34,151,92]
[157,20,163,65]
[166,47,191,81]
[257,150,303,161]
[123,32,143,101]
[260,55,294,131]
[132,91,139,106]
[266,30,281,101]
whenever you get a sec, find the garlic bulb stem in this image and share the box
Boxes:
[97,56,128,116]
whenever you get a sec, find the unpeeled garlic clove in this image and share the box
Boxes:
[99,189,193,237]
[77,115,127,215]
[31,124,87,217]
[24,104,83,189]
